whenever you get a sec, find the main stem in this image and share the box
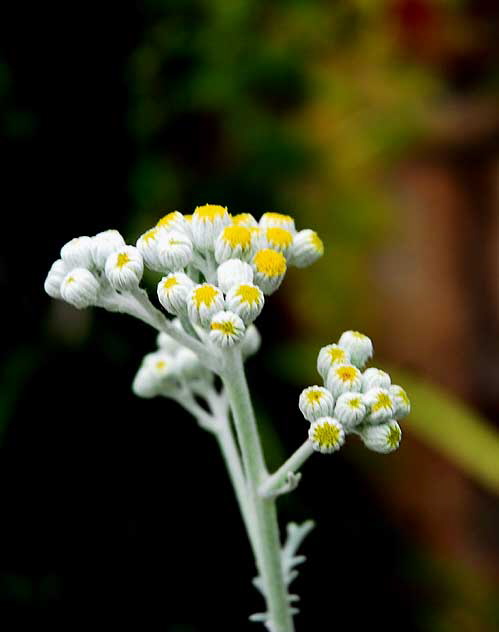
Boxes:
[222,348,294,632]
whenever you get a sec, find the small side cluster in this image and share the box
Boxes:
[299,331,410,454]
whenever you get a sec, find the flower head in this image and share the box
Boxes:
[241,324,261,359]
[217,259,254,293]
[325,364,362,398]
[215,225,253,263]
[156,211,187,233]
[299,386,335,423]
[363,387,395,424]
[44,259,69,300]
[187,283,225,327]
[209,310,246,348]
[334,392,367,430]
[317,344,351,380]
[60,236,94,269]
[91,230,126,269]
[60,268,100,309]
[136,227,164,272]
[259,212,296,235]
[191,204,231,251]
[225,283,264,325]
[252,248,287,295]
[389,385,411,420]
[105,246,144,290]
[338,331,373,369]
[157,272,195,316]
[232,213,258,228]
[308,417,345,454]
[360,420,402,454]
[288,229,324,268]
[361,367,391,393]
[260,227,294,257]
[156,230,193,271]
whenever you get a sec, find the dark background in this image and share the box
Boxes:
[1,1,499,629]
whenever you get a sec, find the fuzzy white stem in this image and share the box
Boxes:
[259,441,314,498]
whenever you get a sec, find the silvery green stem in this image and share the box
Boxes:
[222,347,294,632]
[259,441,314,498]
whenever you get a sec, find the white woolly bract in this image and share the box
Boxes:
[334,392,367,430]
[157,272,195,316]
[361,367,391,393]
[209,310,246,348]
[252,248,287,295]
[338,330,373,369]
[60,236,94,269]
[308,417,345,454]
[317,344,351,381]
[187,283,225,327]
[225,282,264,325]
[44,259,69,299]
[288,229,324,268]
[60,268,100,309]
[259,212,296,235]
[136,227,164,272]
[389,385,411,420]
[156,230,193,272]
[299,386,334,423]
[191,204,231,252]
[91,230,126,269]
[325,363,362,398]
[231,213,258,228]
[363,387,395,424]
[217,259,254,293]
[360,420,401,454]
[241,324,261,358]
[105,246,144,291]
[214,224,254,263]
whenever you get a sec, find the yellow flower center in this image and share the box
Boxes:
[310,231,324,255]
[116,253,131,268]
[266,227,293,249]
[347,397,362,409]
[184,214,193,222]
[163,277,178,290]
[261,212,294,224]
[372,393,392,413]
[66,276,75,284]
[193,285,219,308]
[232,213,255,225]
[155,361,166,369]
[235,284,261,304]
[211,320,236,335]
[335,366,358,383]
[352,331,367,340]
[398,388,410,407]
[387,424,401,448]
[222,225,252,249]
[142,228,158,243]
[313,422,341,448]
[306,390,324,404]
[328,348,346,364]
[157,211,181,227]
[253,249,287,277]
[195,204,227,220]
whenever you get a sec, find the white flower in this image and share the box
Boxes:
[60,236,94,269]
[132,366,159,399]
[191,204,231,251]
[231,213,258,228]
[187,283,225,327]
[217,259,254,293]
[317,344,351,381]
[252,248,287,295]
[225,283,264,325]
[363,387,395,424]
[360,420,402,454]
[136,227,163,272]
[259,227,294,258]
[60,268,100,309]
[156,230,193,271]
[241,324,261,358]
[334,392,367,430]
[308,417,345,454]
[215,225,253,263]
[209,310,246,348]
[156,211,187,233]
[157,272,195,316]
[338,330,373,369]
[288,229,324,268]
[299,386,335,423]
[389,385,411,420]
[44,259,69,299]
[259,212,296,235]
[105,246,144,291]
[361,368,391,393]
[325,364,362,398]
[91,230,126,269]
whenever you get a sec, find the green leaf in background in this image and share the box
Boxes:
[271,343,499,495]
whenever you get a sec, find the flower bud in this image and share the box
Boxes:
[252,248,287,295]
[187,283,225,327]
[363,387,395,424]
[60,268,100,309]
[209,310,246,348]
[299,386,334,423]
[191,204,231,252]
[361,367,391,393]
[105,246,144,290]
[334,392,367,430]
[288,229,324,268]
[44,259,69,299]
[156,230,193,271]
[317,344,351,381]
[132,366,159,399]
[217,259,254,293]
[308,417,345,454]
[360,420,401,454]
[215,225,253,263]
[232,213,258,228]
[260,227,294,258]
[60,236,94,269]
[91,230,126,269]
[259,212,296,235]
[325,364,362,398]
[156,211,187,233]
[338,330,373,369]
[241,324,261,358]
[157,272,195,316]
[136,227,163,272]
[389,385,411,420]
[225,283,264,325]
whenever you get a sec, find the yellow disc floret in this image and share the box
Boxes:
[387,424,401,448]
[310,232,324,255]
[211,320,237,335]
[221,225,252,249]
[162,276,178,290]
[157,211,181,227]
[194,204,228,220]
[193,285,219,308]
[328,347,346,364]
[372,392,393,413]
[253,249,287,277]
[312,422,341,448]
[306,389,324,404]
[235,284,261,305]
[116,253,131,268]
[335,366,359,383]
[266,227,293,249]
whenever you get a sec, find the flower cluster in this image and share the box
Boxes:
[299,331,410,454]
[44,205,324,352]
